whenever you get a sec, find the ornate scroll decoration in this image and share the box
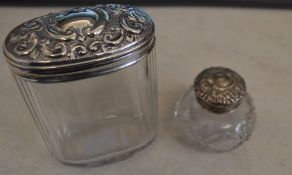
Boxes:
[120,8,151,43]
[88,40,101,52]
[70,45,87,59]
[21,19,44,31]
[40,40,68,58]
[121,10,148,34]
[45,7,109,42]
[13,33,39,59]
[102,28,124,52]
[5,4,153,62]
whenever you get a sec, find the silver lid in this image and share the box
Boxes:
[3,4,155,83]
[194,67,246,113]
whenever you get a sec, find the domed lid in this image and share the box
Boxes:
[194,67,246,113]
[3,4,155,83]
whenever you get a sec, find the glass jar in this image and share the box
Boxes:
[172,67,256,152]
[3,4,158,166]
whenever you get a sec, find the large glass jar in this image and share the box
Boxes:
[3,4,158,166]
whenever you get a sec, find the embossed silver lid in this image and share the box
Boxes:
[194,67,246,113]
[3,4,155,83]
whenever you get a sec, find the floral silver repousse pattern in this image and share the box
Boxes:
[4,4,154,62]
[194,67,246,113]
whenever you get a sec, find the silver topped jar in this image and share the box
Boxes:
[173,67,256,152]
[3,4,158,166]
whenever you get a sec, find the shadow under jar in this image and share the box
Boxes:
[3,4,158,166]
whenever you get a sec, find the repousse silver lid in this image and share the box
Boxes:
[194,67,246,113]
[3,4,155,83]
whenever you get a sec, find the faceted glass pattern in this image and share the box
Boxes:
[173,87,256,152]
[14,50,158,166]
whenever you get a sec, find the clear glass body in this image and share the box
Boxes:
[14,50,158,166]
[172,87,256,152]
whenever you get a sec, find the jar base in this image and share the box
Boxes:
[189,130,254,153]
[57,135,156,167]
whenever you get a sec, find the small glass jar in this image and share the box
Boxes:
[173,67,256,152]
[3,4,158,166]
